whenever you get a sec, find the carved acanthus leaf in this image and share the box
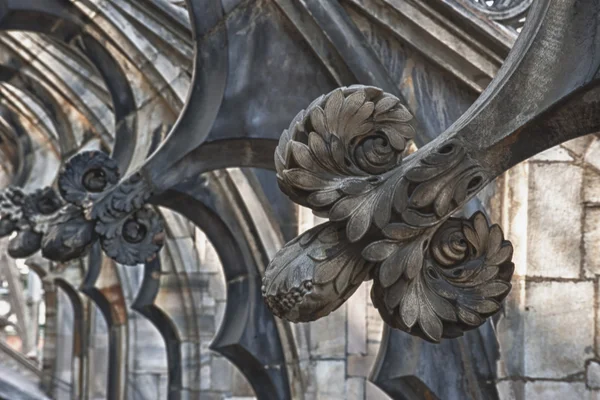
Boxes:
[262,222,374,322]
[275,86,489,243]
[275,86,416,241]
[0,187,25,236]
[37,151,164,265]
[368,212,514,342]
[85,172,153,223]
[38,204,97,261]
[265,85,514,342]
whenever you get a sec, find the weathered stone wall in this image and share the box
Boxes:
[492,135,600,400]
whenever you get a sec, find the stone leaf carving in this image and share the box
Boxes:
[367,212,513,342]
[275,86,488,243]
[0,187,26,236]
[85,171,153,224]
[58,151,120,206]
[0,151,166,265]
[0,187,63,258]
[98,206,164,265]
[275,85,416,241]
[54,151,164,265]
[266,85,514,342]
[262,222,374,322]
[38,204,97,261]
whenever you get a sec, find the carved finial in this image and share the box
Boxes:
[264,85,514,342]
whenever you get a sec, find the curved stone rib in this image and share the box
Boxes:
[154,183,293,400]
[441,0,600,171]
[22,257,87,400]
[0,67,76,157]
[155,138,278,190]
[71,35,137,173]
[142,0,228,178]
[0,0,230,266]
[370,323,501,399]
[0,0,140,171]
[0,0,197,181]
[72,0,193,173]
[130,257,183,400]
[80,244,128,400]
[52,277,88,400]
[0,105,34,186]
[0,33,112,149]
[134,208,203,399]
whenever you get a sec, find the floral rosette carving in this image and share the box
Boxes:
[264,85,514,342]
[366,212,513,342]
[0,152,164,265]
[58,151,120,206]
[98,206,164,265]
[34,151,164,265]
[38,204,97,261]
[275,85,489,242]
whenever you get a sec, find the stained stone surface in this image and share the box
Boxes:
[585,138,600,172]
[523,281,594,378]
[584,208,600,277]
[524,381,588,400]
[584,168,600,204]
[496,137,600,399]
[563,136,595,157]
[309,306,347,359]
[527,163,582,278]
[587,361,600,390]
[315,360,345,400]
[530,146,574,162]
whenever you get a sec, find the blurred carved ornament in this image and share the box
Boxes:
[0,151,164,265]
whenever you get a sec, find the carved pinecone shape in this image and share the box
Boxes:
[262,223,373,322]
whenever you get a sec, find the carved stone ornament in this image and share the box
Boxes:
[0,186,63,258]
[263,85,515,342]
[0,151,164,265]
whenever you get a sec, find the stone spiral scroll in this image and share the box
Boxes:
[262,85,515,342]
